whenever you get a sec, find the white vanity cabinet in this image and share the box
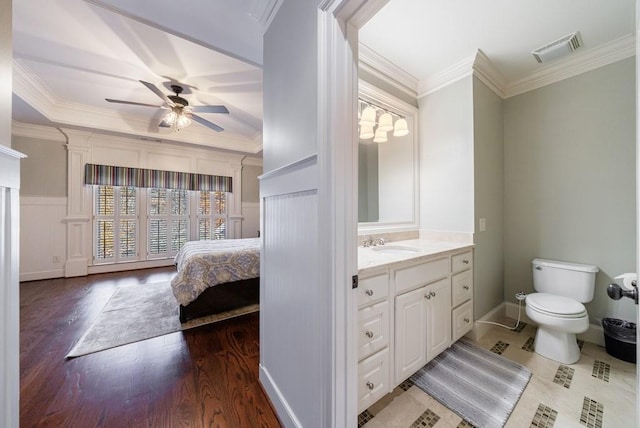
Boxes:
[357,270,391,413]
[451,250,474,341]
[357,244,474,410]
[393,258,451,384]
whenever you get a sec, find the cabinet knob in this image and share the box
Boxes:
[425,294,431,300]
[463,285,470,290]
[365,289,374,296]
[365,331,374,339]
[430,291,436,297]
[462,259,470,264]
[464,318,470,323]
[366,381,375,390]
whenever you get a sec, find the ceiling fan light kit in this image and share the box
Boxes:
[105,80,228,132]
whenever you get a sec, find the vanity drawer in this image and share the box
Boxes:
[358,301,389,360]
[452,300,473,342]
[358,347,390,413]
[395,257,449,294]
[451,251,473,273]
[358,272,389,308]
[451,269,473,307]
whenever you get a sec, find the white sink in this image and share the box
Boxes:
[370,245,420,254]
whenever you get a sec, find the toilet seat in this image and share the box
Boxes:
[526,293,587,319]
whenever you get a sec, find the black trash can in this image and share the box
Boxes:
[602,318,636,363]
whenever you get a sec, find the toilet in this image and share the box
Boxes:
[525,258,599,364]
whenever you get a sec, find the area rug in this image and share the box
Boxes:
[410,339,531,428]
[66,281,259,358]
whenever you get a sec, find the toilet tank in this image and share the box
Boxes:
[532,258,599,303]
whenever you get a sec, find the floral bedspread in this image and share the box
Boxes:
[171,238,260,306]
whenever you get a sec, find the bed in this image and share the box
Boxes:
[171,238,260,323]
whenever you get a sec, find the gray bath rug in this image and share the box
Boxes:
[410,338,531,428]
[66,281,258,358]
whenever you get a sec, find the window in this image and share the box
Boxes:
[94,186,138,263]
[92,186,228,264]
[148,188,190,259]
[198,191,227,240]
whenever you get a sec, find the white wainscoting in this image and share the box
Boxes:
[259,155,329,427]
[241,202,260,238]
[20,197,67,281]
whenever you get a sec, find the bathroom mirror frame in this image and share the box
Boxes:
[358,80,419,234]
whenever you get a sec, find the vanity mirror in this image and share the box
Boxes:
[358,81,419,233]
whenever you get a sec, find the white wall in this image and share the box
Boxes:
[504,58,636,324]
[419,77,475,233]
[20,197,66,281]
[262,0,318,172]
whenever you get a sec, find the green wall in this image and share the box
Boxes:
[504,57,636,323]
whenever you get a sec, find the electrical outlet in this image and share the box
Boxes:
[479,218,486,232]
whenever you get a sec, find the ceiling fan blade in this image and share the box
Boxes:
[139,80,172,104]
[158,119,171,128]
[191,105,229,114]
[105,98,160,108]
[191,114,224,132]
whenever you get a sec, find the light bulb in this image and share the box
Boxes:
[378,113,393,132]
[393,118,409,137]
[359,125,374,139]
[373,128,388,143]
[359,106,377,127]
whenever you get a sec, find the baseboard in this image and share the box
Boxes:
[259,364,302,428]
[469,302,506,341]
[474,301,605,347]
[505,301,605,347]
[20,269,64,282]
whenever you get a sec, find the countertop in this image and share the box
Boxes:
[358,239,473,274]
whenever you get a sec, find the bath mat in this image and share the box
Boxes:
[410,339,531,428]
[66,281,258,358]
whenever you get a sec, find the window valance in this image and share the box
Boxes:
[84,163,232,192]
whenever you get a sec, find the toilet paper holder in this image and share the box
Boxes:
[607,280,638,305]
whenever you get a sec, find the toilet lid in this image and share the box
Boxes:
[526,293,587,318]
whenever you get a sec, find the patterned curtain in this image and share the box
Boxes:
[84,163,232,192]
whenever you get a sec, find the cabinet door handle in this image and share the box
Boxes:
[365,289,374,296]
[462,259,470,264]
[463,285,470,290]
[365,331,374,338]
[464,318,470,323]
[366,381,375,390]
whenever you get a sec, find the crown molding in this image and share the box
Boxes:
[249,0,283,34]
[417,54,475,99]
[416,34,635,100]
[11,121,67,142]
[505,34,636,98]
[358,43,419,98]
[13,59,58,117]
[472,50,507,98]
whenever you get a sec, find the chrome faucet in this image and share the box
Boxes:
[374,237,387,246]
[361,236,373,247]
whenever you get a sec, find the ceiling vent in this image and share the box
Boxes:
[532,32,582,63]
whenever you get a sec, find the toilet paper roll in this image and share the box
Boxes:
[614,273,637,291]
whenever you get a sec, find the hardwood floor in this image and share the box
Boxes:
[20,267,281,428]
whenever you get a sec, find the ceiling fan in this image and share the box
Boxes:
[105,80,229,132]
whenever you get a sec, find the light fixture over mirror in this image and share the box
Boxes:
[358,99,411,143]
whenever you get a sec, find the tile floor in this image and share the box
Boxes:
[359,318,637,428]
